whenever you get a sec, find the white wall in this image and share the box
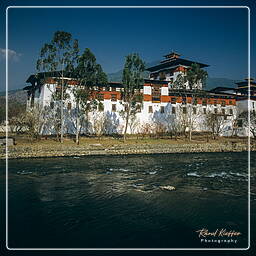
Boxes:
[26,81,239,136]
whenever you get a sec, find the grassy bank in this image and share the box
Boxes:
[0,133,253,159]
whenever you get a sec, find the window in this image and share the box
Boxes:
[192,98,198,105]
[112,104,116,112]
[182,97,187,105]
[202,99,207,106]
[149,106,153,113]
[221,100,226,107]
[229,109,233,115]
[111,94,117,101]
[98,93,104,101]
[159,72,166,80]
[183,107,187,114]
[50,102,54,109]
[229,100,233,105]
[237,119,243,127]
[98,102,104,112]
[193,107,197,114]
[136,104,141,113]
[222,109,225,115]
[171,97,176,104]
[111,87,116,92]
[160,106,165,113]
[203,108,206,114]
[67,102,72,110]
[152,85,161,102]
[172,107,176,114]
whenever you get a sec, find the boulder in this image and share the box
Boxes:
[160,185,176,191]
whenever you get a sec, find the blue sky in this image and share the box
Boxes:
[0,0,255,90]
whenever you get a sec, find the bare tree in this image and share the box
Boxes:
[205,113,226,139]
[23,103,49,140]
[176,103,203,140]
[8,102,27,133]
[92,112,106,138]
[237,110,256,138]
[138,123,154,138]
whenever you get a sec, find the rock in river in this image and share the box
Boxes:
[160,185,176,191]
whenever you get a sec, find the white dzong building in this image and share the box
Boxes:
[23,52,238,136]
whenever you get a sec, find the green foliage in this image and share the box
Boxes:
[37,31,79,75]
[173,74,186,90]
[75,48,108,87]
[73,48,108,140]
[36,31,79,101]
[121,53,145,137]
[186,63,208,90]
[74,48,108,105]
[122,53,145,101]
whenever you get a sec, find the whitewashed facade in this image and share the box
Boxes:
[24,52,241,136]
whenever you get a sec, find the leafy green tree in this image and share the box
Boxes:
[121,53,145,140]
[73,48,107,144]
[186,63,208,90]
[36,31,79,143]
[171,64,208,141]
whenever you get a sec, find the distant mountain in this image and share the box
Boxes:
[108,60,159,83]
[107,59,238,89]
[0,89,27,104]
[205,77,238,90]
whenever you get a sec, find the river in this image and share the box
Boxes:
[1,152,255,249]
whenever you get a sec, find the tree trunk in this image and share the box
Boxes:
[76,101,80,145]
[189,129,192,141]
[60,69,64,143]
[85,109,89,135]
[123,104,130,141]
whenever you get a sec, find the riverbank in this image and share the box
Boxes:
[0,136,253,159]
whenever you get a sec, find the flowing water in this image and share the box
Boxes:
[1,152,255,249]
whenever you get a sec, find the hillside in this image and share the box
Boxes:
[0,89,27,104]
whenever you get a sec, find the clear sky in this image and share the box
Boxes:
[0,0,255,90]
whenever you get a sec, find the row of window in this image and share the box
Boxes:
[148,106,233,115]
[98,94,117,101]
[98,95,233,106]
[177,97,232,106]
[50,102,233,116]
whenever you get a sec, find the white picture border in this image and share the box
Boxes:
[5,5,251,251]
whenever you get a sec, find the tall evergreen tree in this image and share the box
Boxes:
[172,63,208,141]
[121,53,145,140]
[36,31,79,143]
[186,63,208,90]
[73,48,107,144]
